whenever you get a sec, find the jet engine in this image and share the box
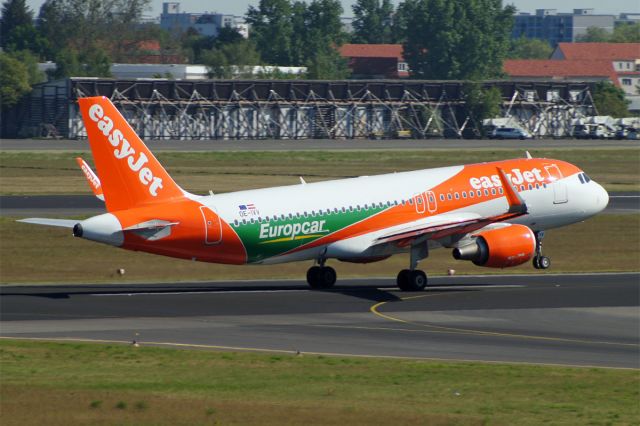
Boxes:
[452,225,536,268]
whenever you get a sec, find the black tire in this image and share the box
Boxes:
[538,256,551,269]
[319,266,337,288]
[396,269,411,291]
[533,256,540,269]
[307,266,336,289]
[306,266,322,289]
[398,269,427,291]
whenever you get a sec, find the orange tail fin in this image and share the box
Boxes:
[78,96,185,212]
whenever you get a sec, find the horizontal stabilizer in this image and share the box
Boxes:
[17,218,77,228]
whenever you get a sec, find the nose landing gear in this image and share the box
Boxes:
[532,231,551,270]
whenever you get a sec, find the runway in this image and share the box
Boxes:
[1,273,638,369]
[1,193,637,216]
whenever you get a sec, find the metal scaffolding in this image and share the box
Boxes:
[5,78,597,139]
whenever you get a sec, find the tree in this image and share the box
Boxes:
[576,27,611,42]
[351,0,395,44]
[0,0,46,53]
[507,37,552,59]
[591,81,630,117]
[50,47,112,79]
[246,0,293,65]
[463,82,502,135]
[306,47,350,79]
[201,40,262,79]
[0,52,30,109]
[402,0,515,80]
[611,23,640,43]
[576,23,640,43]
[37,0,151,61]
[8,50,46,85]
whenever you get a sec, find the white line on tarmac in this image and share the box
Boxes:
[89,284,525,297]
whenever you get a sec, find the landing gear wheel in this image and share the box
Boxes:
[397,269,427,291]
[306,266,336,289]
[537,256,551,269]
[533,231,551,270]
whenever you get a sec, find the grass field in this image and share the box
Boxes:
[1,148,639,194]
[1,214,638,284]
[1,339,638,426]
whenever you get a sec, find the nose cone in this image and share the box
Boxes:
[590,182,609,215]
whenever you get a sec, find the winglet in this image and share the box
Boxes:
[299,176,306,185]
[525,151,532,159]
[497,167,527,215]
[75,157,104,201]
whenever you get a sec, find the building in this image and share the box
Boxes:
[160,2,248,38]
[505,42,640,112]
[512,9,616,46]
[338,44,408,79]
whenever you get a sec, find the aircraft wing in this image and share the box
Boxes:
[76,157,104,201]
[373,166,528,246]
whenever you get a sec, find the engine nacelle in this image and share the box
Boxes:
[452,225,536,268]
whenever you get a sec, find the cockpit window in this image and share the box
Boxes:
[578,172,591,184]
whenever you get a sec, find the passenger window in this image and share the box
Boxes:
[462,192,467,199]
[341,207,346,213]
[520,185,525,191]
[528,184,533,190]
[477,190,482,197]
[447,194,452,200]
[469,191,474,198]
[234,220,239,226]
[491,188,496,195]
[454,193,460,199]
[409,199,414,205]
[499,187,504,194]
[440,194,445,201]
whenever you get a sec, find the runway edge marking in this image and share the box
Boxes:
[0,336,637,371]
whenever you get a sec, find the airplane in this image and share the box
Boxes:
[19,96,609,291]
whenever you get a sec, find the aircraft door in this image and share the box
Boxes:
[545,165,568,204]
[414,193,426,214]
[426,191,437,213]
[200,206,222,245]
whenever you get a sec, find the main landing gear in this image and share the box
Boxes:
[396,269,428,291]
[306,257,337,289]
[532,231,551,270]
[396,243,429,291]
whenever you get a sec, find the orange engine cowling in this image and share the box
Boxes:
[452,225,536,268]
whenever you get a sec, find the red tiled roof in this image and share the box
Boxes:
[504,59,617,79]
[556,43,640,60]
[339,44,404,60]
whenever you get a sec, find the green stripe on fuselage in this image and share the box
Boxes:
[233,206,387,263]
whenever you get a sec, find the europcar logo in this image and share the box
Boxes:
[259,220,329,243]
[88,103,163,196]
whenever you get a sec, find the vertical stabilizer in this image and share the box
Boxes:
[78,96,184,212]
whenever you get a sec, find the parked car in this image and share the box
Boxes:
[626,128,639,140]
[489,127,532,140]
